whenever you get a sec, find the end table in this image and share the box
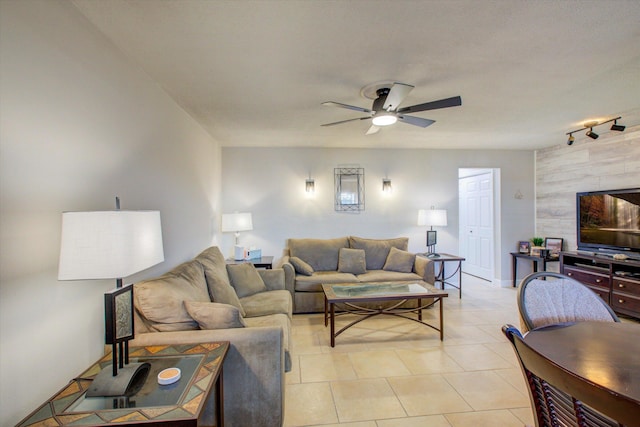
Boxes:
[226,256,273,269]
[16,342,229,426]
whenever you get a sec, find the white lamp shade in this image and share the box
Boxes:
[221,212,253,232]
[417,209,448,227]
[58,210,164,280]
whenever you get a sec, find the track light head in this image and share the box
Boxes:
[586,128,599,139]
[611,120,625,132]
[567,134,575,146]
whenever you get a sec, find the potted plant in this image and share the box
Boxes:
[530,237,545,256]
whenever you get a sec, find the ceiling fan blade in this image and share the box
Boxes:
[397,96,462,114]
[322,101,372,113]
[398,115,435,128]
[321,117,371,127]
[365,125,380,135]
[383,82,414,111]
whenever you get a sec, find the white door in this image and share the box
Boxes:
[459,171,494,280]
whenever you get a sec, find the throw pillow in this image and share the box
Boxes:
[195,246,246,317]
[383,247,416,273]
[289,256,314,276]
[184,301,246,329]
[226,263,268,298]
[338,248,367,274]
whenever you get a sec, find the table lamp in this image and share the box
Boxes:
[222,212,253,260]
[418,207,448,258]
[58,199,164,397]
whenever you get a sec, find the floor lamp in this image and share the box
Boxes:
[58,198,164,396]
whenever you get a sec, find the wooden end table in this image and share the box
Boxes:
[226,256,273,269]
[16,342,229,427]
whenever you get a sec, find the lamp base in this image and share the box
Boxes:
[86,362,150,397]
[426,253,441,258]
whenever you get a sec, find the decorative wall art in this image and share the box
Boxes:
[335,167,365,212]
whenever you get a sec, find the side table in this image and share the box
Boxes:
[420,253,465,298]
[510,252,559,287]
[226,256,273,269]
[16,342,229,427]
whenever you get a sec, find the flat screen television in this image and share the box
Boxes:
[576,188,640,256]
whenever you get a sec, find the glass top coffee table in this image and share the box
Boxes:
[322,281,448,347]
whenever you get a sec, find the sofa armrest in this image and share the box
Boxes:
[258,268,285,291]
[414,256,435,284]
[279,255,296,295]
[130,327,284,427]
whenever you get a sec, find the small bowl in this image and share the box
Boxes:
[157,367,181,385]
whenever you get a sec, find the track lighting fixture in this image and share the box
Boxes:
[586,128,599,139]
[611,120,625,132]
[565,116,624,145]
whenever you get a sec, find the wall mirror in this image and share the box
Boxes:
[334,167,365,211]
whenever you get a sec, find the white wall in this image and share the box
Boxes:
[0,2,221,424]
[221,148,534,286]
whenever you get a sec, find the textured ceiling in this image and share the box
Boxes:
[72,0,640,150]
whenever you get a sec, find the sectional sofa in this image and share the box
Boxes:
[280,236,435,313]
[130,246,292,427]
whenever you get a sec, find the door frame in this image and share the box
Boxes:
[458,168,501,285]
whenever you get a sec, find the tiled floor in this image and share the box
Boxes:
[284,274,535,427]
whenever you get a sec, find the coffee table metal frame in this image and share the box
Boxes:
[322,281,448,347]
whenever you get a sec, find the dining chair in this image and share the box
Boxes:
[502,324,623,427]
[517,271,619,333]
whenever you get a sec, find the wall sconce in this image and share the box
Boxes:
[305,178,315,194]
[565,116,624,145]
[382,178,392,193]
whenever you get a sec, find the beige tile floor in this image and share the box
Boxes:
[284,274,535,427]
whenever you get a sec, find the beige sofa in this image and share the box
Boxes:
[280,236,435,313]
[130,246,292,427]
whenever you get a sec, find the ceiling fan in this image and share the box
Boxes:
[321,82,462,135]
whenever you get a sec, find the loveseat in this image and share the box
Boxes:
[280,236,435,313]
[130,246,292,427]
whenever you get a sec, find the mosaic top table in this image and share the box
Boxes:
[16,342,229,427]
[322,281,448,347]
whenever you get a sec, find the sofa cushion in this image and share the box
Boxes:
[357,270,423,283]
[338,248,367,274]
[240,290,292,319]
[294,271,358,292]
[288,237,349,271]
[383,247,416,273]
[289,256,314,276]
[227,263,268,298]
[244,313,291,354]
[134,260,209,330]
[185,301,246,329]
[349,236,409,270]
[196,246,246,317]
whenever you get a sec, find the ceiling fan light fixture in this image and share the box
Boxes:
[372,113,397,126]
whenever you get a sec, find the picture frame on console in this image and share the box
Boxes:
[518,241,530,254]
[545,237,563,258]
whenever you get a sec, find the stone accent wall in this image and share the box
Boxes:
[536,124,640,252]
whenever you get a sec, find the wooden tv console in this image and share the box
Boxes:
[560,251,640,320]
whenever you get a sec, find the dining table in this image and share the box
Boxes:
[523,321,640,424]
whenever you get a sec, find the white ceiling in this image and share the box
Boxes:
[72,0,640,150]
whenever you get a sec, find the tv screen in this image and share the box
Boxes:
[577,188,640,254]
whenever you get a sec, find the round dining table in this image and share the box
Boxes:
[523,321,640,423]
